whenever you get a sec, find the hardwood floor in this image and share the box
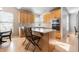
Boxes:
[52,33,78,52]
[0,37,27,52]
[0,35,53,52]
[0,32,78,52]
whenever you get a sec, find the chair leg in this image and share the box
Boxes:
[37,39,40,43]
[37,39,42,51]
[32,39,41,51]
[23,39,26,45]
[0,37,6,44]
[25,42,30,50]
[0,40,2,44]
[9,36,11,41]
[33,46,36,52]
[35,43,41,51]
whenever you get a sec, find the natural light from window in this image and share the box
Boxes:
[0,11,13,32]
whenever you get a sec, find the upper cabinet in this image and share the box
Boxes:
[18,9,34,24]
[43,8,61,23]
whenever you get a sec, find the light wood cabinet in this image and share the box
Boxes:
[43,9,61,23]
[18,9,34,37]
[43,8,61,40]
[18,9,34,24]
[54,31,61,40]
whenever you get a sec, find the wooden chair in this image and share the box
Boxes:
[24,27,41,51]
[0,30,12,43]
[74,26,78,35]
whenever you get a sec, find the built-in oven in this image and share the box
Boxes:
[52,19,60,30]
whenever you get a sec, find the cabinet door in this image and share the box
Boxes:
[19,10,34,37]
[20,11,24,24]
[31,14,34,23]
[20,11,27,24]
[23,12,28,24]
[53,9,61,19]
[20,11,34,24]
[28,13,34,24]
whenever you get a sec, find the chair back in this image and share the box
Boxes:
[0,29,12,36]
[24,27,32,37]
[24,27,35,46]
[74,26,77,32]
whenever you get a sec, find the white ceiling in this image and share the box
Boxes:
[18,7,55,15]
[66,7,79,13]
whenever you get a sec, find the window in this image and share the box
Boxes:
[34,15,43,26]
[0,11,13,32]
